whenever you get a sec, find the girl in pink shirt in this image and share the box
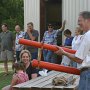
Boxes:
[2,62,29,90]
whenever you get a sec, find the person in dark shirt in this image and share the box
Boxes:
[25,62,38,80]
[20,50,38,80]
[24,22,39,60]
[64,29,74,48]
[0,23,15,75]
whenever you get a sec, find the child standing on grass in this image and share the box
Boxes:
[2,62,29,90]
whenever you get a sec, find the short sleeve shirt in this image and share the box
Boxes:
[24,30,39,53]
[75,30,90,68]
[15,31,25,51]
[0,31,15,51]
[26,63,38,80]
[43,30,59,45]
[13,72,29,84]
[72,35,83,50]
[64,37,74,46]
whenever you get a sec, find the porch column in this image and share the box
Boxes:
[24,0,40,33]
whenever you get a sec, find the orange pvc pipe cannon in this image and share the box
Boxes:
[19,38,76,54]
[32,60,80,75]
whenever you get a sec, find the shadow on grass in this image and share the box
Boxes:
[0,71,14,90]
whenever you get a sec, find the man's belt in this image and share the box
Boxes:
[81,67,90,73]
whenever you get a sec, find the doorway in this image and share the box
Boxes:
[40,0,62,64]
[40,0,62,42]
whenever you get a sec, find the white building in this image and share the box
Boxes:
[24,0,90,42]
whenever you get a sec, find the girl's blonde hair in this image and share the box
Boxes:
[20,50,32,61]
[76,27,83,35]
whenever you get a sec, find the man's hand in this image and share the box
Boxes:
[63,20,66,27]
[60,20,66,31]
[55,46,65,55]
[27,29,35,40]
[27,29,31,34]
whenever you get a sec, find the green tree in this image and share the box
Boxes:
[0,0,24,32]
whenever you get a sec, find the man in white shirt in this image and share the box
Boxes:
[55,11,90,90]
[15,25,25,61]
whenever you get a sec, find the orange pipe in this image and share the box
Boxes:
[32,60,80,75]
[19,38,76,54]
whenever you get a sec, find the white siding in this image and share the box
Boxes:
[24,0,40,32]
[62,0,90,36]
[24,0,90,42]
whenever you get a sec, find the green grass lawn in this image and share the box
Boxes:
[0,62,13,90]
